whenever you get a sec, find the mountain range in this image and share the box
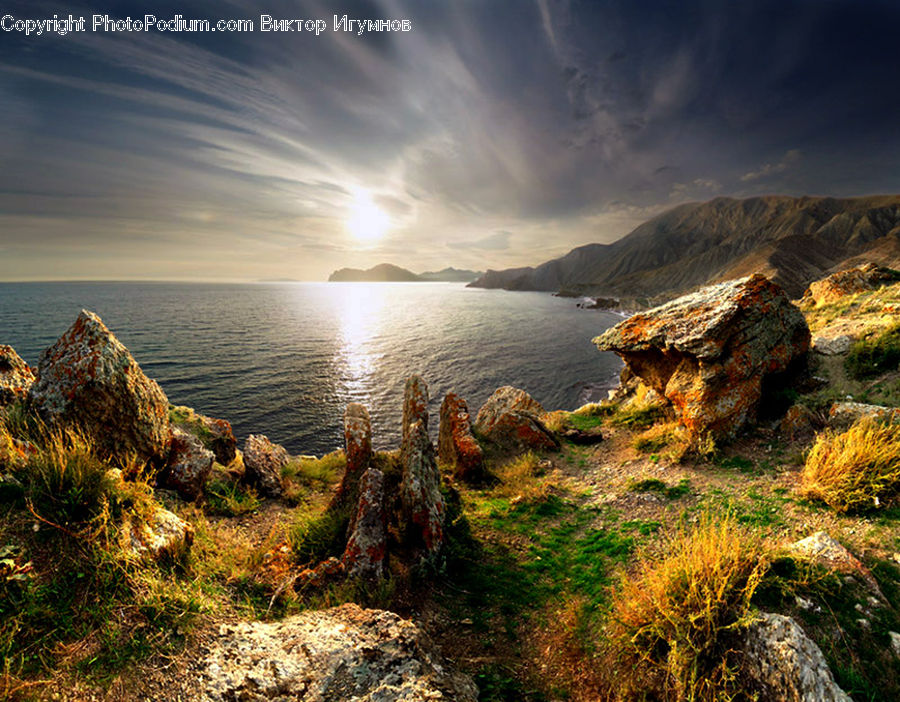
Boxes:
[328,264,482,283]
[468,195,900,300]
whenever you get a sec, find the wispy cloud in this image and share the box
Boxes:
[447,230,512,251]
[740,149,802,182]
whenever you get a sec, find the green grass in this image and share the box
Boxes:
[206,478,260,516]
[628,477,691,500]
[846,321,900,380]
[288,505,350,566]
[608,404,664,430]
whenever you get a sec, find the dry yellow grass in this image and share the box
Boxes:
[489,451,551,502]
[609,513,768,701]
[799,417,900,513]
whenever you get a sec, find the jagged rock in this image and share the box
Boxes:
[803,263,899,307]
[122,504,193,561]
[400,419,445,559]
[812,334,853,356]
[242,434,287,497]
[0,345,35,407]
[828,401,900,428]
[594,275,810,438]
[332,403,372,509]
[343,468,387,579]
[438,393,485,480]
[164,427,215,500]
[474,386,559,452]
[170,405,238,466]
[197,603,478,701]
[779,404,818,440]
[788,531,883,598]
[402,375,429,445]
[28,310,170,461]
[742,612,851,701]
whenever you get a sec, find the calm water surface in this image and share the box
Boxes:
[0,282,622,455]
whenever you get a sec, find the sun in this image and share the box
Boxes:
[345,189,390,243]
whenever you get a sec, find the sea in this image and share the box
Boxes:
[0,282,623,456]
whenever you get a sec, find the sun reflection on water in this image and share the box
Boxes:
[333,283,387,401]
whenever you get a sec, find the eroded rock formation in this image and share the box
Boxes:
[29,310,171,462]
[0,345,35,407]
[342,468,387,579]
[438,393,485,481]
[401,419,445,559]
[474,386,559,452]
[331,402,372,510]
[242,434,287,497]
[197,604,478,701]
[594,274,810,438]
[802,263,899,307]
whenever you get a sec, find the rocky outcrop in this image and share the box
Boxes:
[164,427,215,500]
[342,468,387,579]
[438,393,485,481]
[401,419,445,559]
[402,375,429,444]
[197,604,478,701]
[122,503,194,562]
[742,612,851,701]
[0,345,35,407]
[332,402,372,510]
[802,263,900,307]
[828,401,900,428]
[594,275,811,438]
[28,310,170,462]
[169,405,237,466]
[242,434,287,497]
[812,334,853,356]
[474,386,559,452]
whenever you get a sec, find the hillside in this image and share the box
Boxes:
[418,267,482,282]
[469,195,900,299]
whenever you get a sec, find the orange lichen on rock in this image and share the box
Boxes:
[802,263,900,307]
[594,274,810,438]
[438,393,485,481]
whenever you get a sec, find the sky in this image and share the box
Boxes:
[2,0,900,281]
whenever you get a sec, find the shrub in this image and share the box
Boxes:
[845,321,900,379]
[799,417,900,513]
[488,451,550,502]
[609,514,768,701]
[206,478,259,516]
[19,429,116,526]
[543,410,573,433]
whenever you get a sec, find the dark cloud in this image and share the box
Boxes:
[2,0,900,280]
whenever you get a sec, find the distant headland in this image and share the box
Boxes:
[328,263,482,282]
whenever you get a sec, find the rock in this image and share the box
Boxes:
[828,401,900,429]
[779,404,818,441]
[474,386,559,452]
[295,556,346,589]
[0,345,35,407]
[333,403,372,509]
[28,310,170,462]
[164,427,215,500]
[812,334,853,356]
[342,468,387,579]
[400,419,445,559]
[742,612,851,701]
[402,375,429,445]
[438,393,485,481]
[788,531,883,599]
[196,603,478,702]
[594,274,810,438]
[889,631,900,659]
[242,434,287,498]
[802,263,899,307]
[122,504,193,561]
[169,406,237,466]
[559,428,605,445]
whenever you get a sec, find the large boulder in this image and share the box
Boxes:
[28,310,170,461]
[400,419,445,559]
[474,386,559,452]
[0,345,35,407]
[342,468,387,579]
[242,434,287,497]
[438,393,485,480]
[802,263,899,307]
[594,274,810,438]
[164,427,215,500]
[197,604,478,701]
[742,612,851,701]
[332,402,372,510]
[828,401,900,429]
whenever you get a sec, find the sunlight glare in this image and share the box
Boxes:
[345,189,390,243]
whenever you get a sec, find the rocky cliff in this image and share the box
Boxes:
[469,195,900,299]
